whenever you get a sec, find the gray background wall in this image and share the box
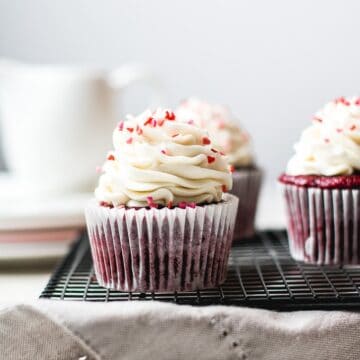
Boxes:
[1,0,360,183]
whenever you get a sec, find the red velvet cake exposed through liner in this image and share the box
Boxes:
[85,194,239,292]
[230,168,262,240]
[279,176,360,265]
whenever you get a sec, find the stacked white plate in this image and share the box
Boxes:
[0,173,91,261]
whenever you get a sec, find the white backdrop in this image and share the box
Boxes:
[1,0,360,183]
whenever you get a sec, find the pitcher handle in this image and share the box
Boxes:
[107,64,163,110]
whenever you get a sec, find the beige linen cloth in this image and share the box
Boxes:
[1,301,360,360]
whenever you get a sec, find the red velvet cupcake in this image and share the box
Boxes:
[279,96,360,265]
[85,108,238,291]
[177,98,262,239]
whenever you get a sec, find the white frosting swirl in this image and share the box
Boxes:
[95,108,233,207]
[176,98,253,167]
[287,96,360,176]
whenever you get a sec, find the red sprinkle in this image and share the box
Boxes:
[202,136,211,145]
[222,185,227,192]
[211,148,218,153]
[207,156,216,164]
[165,110,175,120]
[335,96,350,106]
[188,202,196,208]
[118,121,124,131]
[146,196,158,208]
[167,201,173,209]
[144,117,153,126]
[335,96,345,104]
[355,98,360,106]
[178,202,187,209]
[107,154,115,161]
[136,126,143,135]
[126,127,134,133]
[229,165,235,173]
[313,116,323,123]
[158,119,165,126]
[350,124,357,131]
[126,137,133,144]
[161,149,167,155]
[220,151,225,156]
[100,201,112,208]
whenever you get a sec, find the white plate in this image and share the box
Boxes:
[0,173,91,231]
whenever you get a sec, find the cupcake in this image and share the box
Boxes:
[176,98,262,239]
[85,108,238,292]
[279,96,360,265]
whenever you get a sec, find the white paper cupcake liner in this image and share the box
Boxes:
[281,183,360,265]
[85,194,239,292]
[230,168,262,240]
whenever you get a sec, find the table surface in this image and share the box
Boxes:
[0,184,285,303]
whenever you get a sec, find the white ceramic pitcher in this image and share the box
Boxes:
[0,59,162,196]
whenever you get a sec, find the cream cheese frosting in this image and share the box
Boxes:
[176,98,253,168]
[95,108,233,207]
[287,96,360,176]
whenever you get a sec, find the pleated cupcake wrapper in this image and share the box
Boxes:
[281,183,360,265]
[230,169,262,240]
[85,194,239,292]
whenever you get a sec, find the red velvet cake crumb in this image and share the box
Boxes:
[207,156,216,164]
[202,136,211,145]
[144,117,153,126]
[278,173,360,189]
[165,110,175,120]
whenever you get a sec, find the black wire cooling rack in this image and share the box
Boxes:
[40,230,360,311]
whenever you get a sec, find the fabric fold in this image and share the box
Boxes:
[0,304,99,360]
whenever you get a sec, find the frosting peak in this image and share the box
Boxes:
[176,98,253,168]
[95,108,233,207]
[287,96,360,176]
